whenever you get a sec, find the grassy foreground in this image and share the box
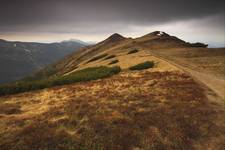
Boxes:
[0,66,121,96]
[0,71,222,149]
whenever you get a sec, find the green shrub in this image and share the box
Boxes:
[129,61,154,70]
[87,54,108,63]
[127,49,139,54]
[108,59,119,65]
[104,55,116,60]
[52,66,121,86]
[0,66,121,96]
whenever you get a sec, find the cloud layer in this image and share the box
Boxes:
[0,0,224,46]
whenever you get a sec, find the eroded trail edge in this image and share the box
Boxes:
[147,50,225,102]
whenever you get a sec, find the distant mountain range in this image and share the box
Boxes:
[0,39,87,84]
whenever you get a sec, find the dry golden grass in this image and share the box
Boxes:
[0,69,224,150]
[148,47,225,78]
[65,50,179,75]
[145,47,225,99]
[0,33,224,149]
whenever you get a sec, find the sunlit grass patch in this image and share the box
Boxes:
[0,103,21,115]
[8,122,80,150]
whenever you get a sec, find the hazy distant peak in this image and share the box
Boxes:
[61,39,87,45]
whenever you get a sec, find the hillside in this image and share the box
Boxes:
[0,39,86,84]
[47,31,209,76]
[0,31,224,150]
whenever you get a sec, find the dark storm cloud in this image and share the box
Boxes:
[0,0,224,33]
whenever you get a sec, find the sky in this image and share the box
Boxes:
[0,0,224,47]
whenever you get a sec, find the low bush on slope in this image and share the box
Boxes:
[129,61,154,70]
[108,59,119,65]
[53,66,121,86]
[87,53,108,63]
[104,55,116,60]
[127,49,139,54]
[0,66,121,96]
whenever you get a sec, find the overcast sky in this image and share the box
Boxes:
[0,0,224,47]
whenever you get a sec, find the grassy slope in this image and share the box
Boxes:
[47,32,198,77]
[0,70,224,149]
[0,32,224,149]
[147,47,225,78]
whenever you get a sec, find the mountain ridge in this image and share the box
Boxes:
[45,31,208,76]
[0,31,224,149]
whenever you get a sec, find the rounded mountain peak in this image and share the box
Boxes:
[106,33,125,42]
[145,31,170,37]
